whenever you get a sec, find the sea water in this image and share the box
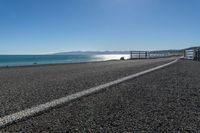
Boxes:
[0,54,130,67]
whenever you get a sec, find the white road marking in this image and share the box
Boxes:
[0,59,178,128]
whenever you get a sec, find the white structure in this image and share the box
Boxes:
[184,49,195,60]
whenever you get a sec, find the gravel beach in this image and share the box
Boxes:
[1,59,200,132]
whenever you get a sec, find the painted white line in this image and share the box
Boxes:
[0,59,178,128]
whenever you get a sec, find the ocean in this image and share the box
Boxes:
[0,54,130,67]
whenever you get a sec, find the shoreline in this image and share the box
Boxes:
[0,59,120,69]
[0,54,130,68]
[0,56,180,69]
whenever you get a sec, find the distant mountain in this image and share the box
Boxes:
[54,46,200,55]
[54,51,130,55]
[54,50,182,55]
[183,46,200,50]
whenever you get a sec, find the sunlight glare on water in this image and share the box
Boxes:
[93,54,130,61]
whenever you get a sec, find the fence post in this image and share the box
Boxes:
[130,51,132,59]
[139,51,140,59]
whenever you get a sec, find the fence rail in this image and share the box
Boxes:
[184,48,200,61]
[130,51,173,59]
[130,51,149,59]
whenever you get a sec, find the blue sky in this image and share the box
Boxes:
[0,0,200,54]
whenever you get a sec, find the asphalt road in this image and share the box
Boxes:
[0,58,175,118]
[1,59,200,132]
